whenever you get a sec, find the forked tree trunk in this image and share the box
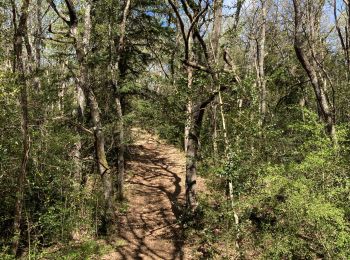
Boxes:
[168,0,237,210]
[51,0,115,231]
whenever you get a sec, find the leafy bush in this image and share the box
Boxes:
[201,109,350,259]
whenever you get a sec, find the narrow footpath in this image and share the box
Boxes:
[103,129,196,260]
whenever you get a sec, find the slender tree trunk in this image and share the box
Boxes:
[60,0,114,231]
[211,104,218,156]
[212,0,222,60]
[185,32,196,208]
[211,0,230,157]
[70,3,89,187]
[86,89,114,228]
[185,58,193,153]
[334,0,350,81]
[115,97,125,200]
[210,0,223,157]
[218,91,229,155]
[293,0,337,145]
[185,133,199,209]
[256,0,267,127]
[33,0,42,91]
[185,108,201,210]
[13,71,30,256]
[186,98,218,209]
[12,0,31,255]
[111,0,131,200]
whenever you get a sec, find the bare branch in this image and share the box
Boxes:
[168,0,190,61]
[47,0,69,25]
[183,60,213,74]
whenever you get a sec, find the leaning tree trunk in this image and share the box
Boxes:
[78,3,114,230]
[86,89,114,229]
[334,0,350,81]
[51,0,115,231]
[185,94,224,209]
[293,0,337,145]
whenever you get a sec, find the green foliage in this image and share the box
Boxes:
[201,109,350,259]
[249,173,350,259]
[0,248,15,260]
[132,85,186,147]
[2,0,350,258]
[38,240,113,259]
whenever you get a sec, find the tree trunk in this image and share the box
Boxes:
[115,96,125,200]
[334,0,350,81]
[57,0,115,231]
[257,0,267,126]
[111,0,131,200]
[185,31,196,208]
[212,0,222,61]
[218,91,229,155]
[210,0,223,157]
[293,0,337,145]
[211,104,218,156]
[12,0,31,255]
[87,89,114,229]
[185,107,202,210]
[185,129,199,209]
[168,0,238,210]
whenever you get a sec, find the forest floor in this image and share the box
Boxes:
[102,128,205,260]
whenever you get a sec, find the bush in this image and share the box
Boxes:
[202,109,350,259]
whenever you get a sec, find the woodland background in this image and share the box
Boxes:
[0,0,350,259]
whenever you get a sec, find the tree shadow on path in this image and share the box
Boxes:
[114,142,186,260]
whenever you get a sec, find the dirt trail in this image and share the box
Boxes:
[104,128,196,260]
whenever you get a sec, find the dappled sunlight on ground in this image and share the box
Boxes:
[102,129,193,260]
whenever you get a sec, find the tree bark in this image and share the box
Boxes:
[49,0,115,231]
[185,104,203,210]
[185,32,196,208]
[185,34,194,154]
[334,0,350,81]
[12,0,31,255]
[293,0,337,145]
[257,0,267,126]
[169,0,238,210]
[110,0,131,200]
[210,0,223,156]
